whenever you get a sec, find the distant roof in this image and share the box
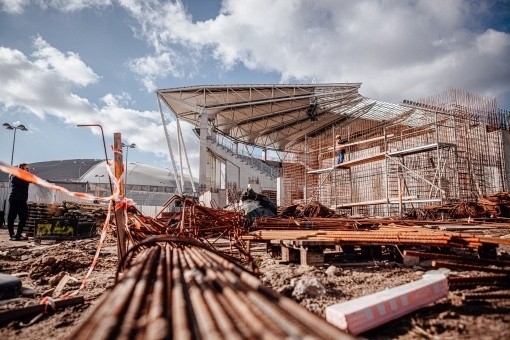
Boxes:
[156,83,411,150]
[0,159,196,188]
[81,161,196,187]
[0,159,101,182]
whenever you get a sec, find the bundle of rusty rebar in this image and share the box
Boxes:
[243,226,505,249]
[401,250,510,301]
[251,217,363,230]
[279,200,336,218]
[403,250,510,267]
[478,192,510,217]
[448,275,510,289]
[249,216,421,230]
[420,202,487,219]
[410,192,510,219]
[69,237,352,340]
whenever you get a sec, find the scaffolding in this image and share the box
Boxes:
[282,89,507,216]
[156,84,508,216]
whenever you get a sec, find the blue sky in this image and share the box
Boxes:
[0,0,509,178]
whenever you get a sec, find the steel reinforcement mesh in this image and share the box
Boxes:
[282,89,507,216]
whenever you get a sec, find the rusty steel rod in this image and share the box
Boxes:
[404,250,510,267]
[448,275,510,288]
[463,292,510,300]
[243,227,498,250]
[69,238,353,339]
[432,260,510,274]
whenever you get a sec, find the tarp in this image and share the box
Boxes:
[240,188,277,226]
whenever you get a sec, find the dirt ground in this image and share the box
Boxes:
[0,226,509,339]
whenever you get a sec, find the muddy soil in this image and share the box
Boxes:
[0,227,509,339]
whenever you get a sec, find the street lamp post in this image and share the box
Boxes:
[76,124,114,195]
[2,123,28,226]
[122,143,136,191]
[3,123,28,165]
[95,174,105,197]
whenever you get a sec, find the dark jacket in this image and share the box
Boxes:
[9,175,29,202]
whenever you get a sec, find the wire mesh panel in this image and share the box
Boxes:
[283,89,507,216]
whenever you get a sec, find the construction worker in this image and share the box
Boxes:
[7,163,30,241]
[337,140,346,164]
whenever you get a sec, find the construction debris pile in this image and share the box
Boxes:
[279,200,336,218]
[2,194,509,339]
[123,196,246,242]
[478,192,510,217]
[26,201,106,237]
[240,188,277,226]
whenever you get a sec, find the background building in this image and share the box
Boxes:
[0,159,197,218]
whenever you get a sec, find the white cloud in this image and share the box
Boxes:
[0,43,96,119]
[120,0,510,105]
[101,92,132,108]
[1,1,509,107]
[0,0,29,13]
[42,0,112,11]
[127,52,185,92]
[0,37,197,171]
[476,29,510,55]
[32,36,99,87]
[0,0,111,13]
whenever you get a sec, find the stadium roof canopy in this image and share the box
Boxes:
[156,83,410,150]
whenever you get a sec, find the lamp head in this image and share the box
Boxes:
[18,124,28,131]
[3,123,13,129]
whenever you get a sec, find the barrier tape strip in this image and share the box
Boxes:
[0,159,134,323]
[0,161,120,202]
[19,296,57,327]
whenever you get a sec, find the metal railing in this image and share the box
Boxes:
[207,135,282,178]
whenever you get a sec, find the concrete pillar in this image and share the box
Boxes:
[199,111,209,191]
[277,177,284,206]
[502,131,510,191]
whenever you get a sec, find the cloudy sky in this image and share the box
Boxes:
[0,0,509,178]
